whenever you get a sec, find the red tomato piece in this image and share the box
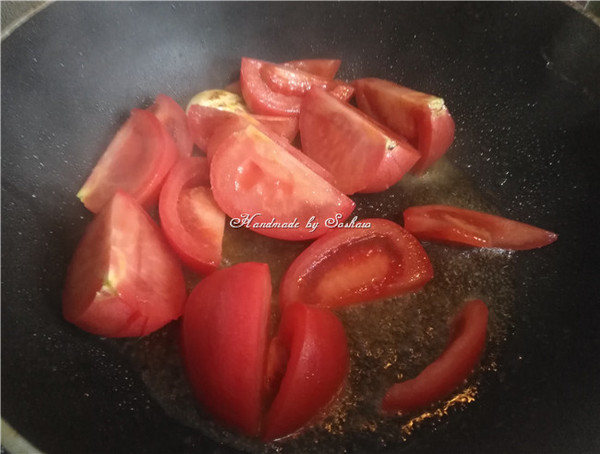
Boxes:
[279,218,433,309]
[403,205,558,250]
[240,58,353,117]
[158,156,225,275]
[353,78,455,174]
[262,303,349,441]
[210,123,355,241]
[382,299,488,414]
[77,109,178,213]
[181,262,272,437]
[62,190,187,337]
[148,94,194,157]
[284,59,342,80]
[299,88,420,194]
[187,104,297,152]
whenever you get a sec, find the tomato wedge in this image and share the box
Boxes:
[284,59,341,80]
[262,303,349,441]
[187,104,298,151]
[403,205,558,250]
[299,88,420,194]
[353,78,455,174]
[158,156,225,275]
[77,109,178,213]
[279,218,433,309]
[148,94,193,157]
[181,262,272,437]
[240,58,354,116]
[210,123,355,241]
[382,299,488,415]
[62,190,186,337]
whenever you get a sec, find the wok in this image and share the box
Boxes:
[2,2,600,453]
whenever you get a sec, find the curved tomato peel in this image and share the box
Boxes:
[381,299,489,415]
[403,205,558,250]
[148,94,194,157]
[279,218,434,309]
[262,303,349,441]
[77,108,178,213]
[158,156,225,275]
[63,190,187,337]
[181,262,272,437]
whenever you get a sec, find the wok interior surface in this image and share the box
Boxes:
[2,2,599,453]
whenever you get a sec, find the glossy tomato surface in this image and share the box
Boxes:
[158,156,225,275]
[62,190,187,337]
[210,123,355,240]
[263,303,349,441]
[77,109,178,213]
[382,299,489,414]
[279,218,433,308]
[403,205,558,250]
[240,58,353,117]
[284,59,341,79]
[299,88,420,194]
[353,78,455,174]
[148,94,193,157]
[181,262,272,437]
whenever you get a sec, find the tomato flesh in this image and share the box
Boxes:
[210,123,355,241]
[181,262,272,437]
[158,156,225,275]
[262,303,349,441]
[77,108,178,213]
[63,190,186,337]
[382,299,488,414]
[240,58,353,117]
[353,78,455,174]
[403,205,558,250]
[300,88,419,194]
[284,59,341,79]
[279,218,433,309]
[148,94,193,157]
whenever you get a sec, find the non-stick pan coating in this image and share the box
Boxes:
[2,2,599,453]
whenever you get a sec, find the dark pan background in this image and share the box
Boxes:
[2,2,599,453]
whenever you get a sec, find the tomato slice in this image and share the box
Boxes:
[262,303,349,441]
[181,262,272,437]
[382,299,488,415]
[187,104,298,151]
[158,157,225,275]
[403,205,558,250]
[284,59,342,79]
[62,190,187,337]
[210,123,355,241]
[353,78,455,174]
[299,88,419,194]
[240,58,354,117]
[279,218,433,309]
[148,94,193,157]
[77,109,178,213]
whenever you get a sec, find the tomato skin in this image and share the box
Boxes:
[284,59,342,79]
[279,218,433,309]
[158,156,225,275]
[382,299,488,415]
[262,303,349,441]
[62,190,187,337]
[240,58,353,117]
[403,205,558,250]
[210,123,355,241]
[77,109,178,213]
[300,87,419,194]
[148,94,193,157]
[181,262,272,437]
[353,78,455,174]
[187,104,298,152]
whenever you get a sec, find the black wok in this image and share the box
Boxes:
[2,2,600,453]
